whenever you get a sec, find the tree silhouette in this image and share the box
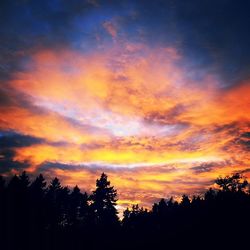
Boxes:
[19,171,30,190]
[91,173,119,227]
[0,171,249,250]
[0,175,6,247]
[180,194,191,207]
[46,177,64,226]
[152,198,167,214]
[215,173,248,192]
[5,173,31,249]
[69,185,89,225]
[30,174,46,196]
[28,174,47,250]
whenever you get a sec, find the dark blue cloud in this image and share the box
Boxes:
[40,161,78,171]
[191,161,233,174]
[0,85,42,114]
[0,149,30,173]
[241,132,250,139]
[119,0,250,86]
[0,131,44,148]
[236,132,250,150]
[40,161,99,175]
[0,0,97,79]
[191,163,218,174]
[0,131,44,173]
[1,0,250,85]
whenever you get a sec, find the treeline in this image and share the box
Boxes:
[0,172,250,250]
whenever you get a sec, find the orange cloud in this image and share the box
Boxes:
[1,42,250,210]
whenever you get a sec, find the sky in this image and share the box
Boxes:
[0,0,250,209]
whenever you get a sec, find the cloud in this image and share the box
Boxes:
[0,131,44,148]
[130,0,250,85]
[190,161,230,174]
[1,46,249,207]
[0,131,43,173]
[225,130,250,151]
[35,160,216,208]
[103,21,117,39]
[239,168,250,174]
[1,0,250,86]
[0,0,99,81]
[241,132,250,139]
[0,148,30,174]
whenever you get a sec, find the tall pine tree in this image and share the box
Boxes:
[91,173,119,227]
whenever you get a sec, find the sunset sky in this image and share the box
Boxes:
[0,0,250,209]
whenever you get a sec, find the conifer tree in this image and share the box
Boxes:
[91,173,119,226]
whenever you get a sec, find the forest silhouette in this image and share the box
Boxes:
[0,171,249,250]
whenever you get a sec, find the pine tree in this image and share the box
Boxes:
[30,174,46,197]
[29,174,47,250]
[91,173,119,226]
[70,186,89,223]
[46,177,63,226]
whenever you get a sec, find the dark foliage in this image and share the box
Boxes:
[0,172,249,250]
